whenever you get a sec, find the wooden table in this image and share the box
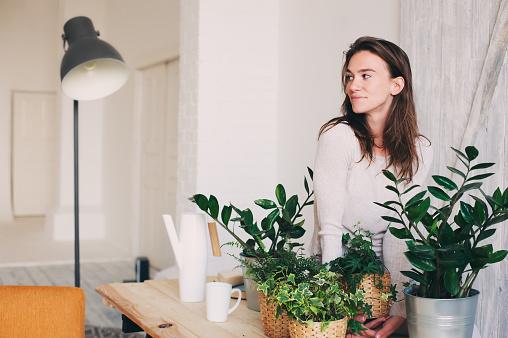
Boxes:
[96,278,266,337]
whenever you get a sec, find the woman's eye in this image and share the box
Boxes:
[345,75,353,82]
[363,74,371,79]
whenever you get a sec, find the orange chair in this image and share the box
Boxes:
[0,285,85,338]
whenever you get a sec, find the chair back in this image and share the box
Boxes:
[0,285,85,338]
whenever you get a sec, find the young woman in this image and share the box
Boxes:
[311,36,433,338]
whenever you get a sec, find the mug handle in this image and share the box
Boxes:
[228,288,242,314]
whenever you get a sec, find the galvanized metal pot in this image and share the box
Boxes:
[240,254,260,312]
[404,285,479,338]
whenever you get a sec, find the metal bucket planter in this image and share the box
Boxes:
[404,285,479,338]
[241,254,260,311]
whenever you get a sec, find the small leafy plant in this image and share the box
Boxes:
[243,249,321,287]
[378,146,508,299]
[259,266,367,334]
[328,223,397,316]
[190,167,314,257]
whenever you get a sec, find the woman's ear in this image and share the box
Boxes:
[391,76,405,96]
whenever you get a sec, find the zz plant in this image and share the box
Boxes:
[378,146,508,299]
[190,167,314,257]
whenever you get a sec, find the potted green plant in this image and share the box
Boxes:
[259,264,367,338]
[189,167,314,311]
[378,146,508,337]
[328,223,397,319]
[244,250,321,338]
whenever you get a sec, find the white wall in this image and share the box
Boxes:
[101,0,180,254]
[0,0,179,261]
[0,0,60,221]
[277,0,401,247]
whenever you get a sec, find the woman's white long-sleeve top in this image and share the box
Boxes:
[311,122,433,318]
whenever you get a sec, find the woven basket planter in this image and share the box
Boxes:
[288,317,347,338]
[355,271,392,318]
[259,291,290,338]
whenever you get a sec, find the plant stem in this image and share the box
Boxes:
[437,166,471,243]
[457,271,478,298]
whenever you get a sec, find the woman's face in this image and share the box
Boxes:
[345,51,402,118]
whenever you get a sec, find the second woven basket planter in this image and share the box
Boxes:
[355,270,392,318]
[288,317,348,338]
[259,291,290,338]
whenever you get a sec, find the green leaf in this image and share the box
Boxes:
[266,208,279,227]
[405,191,427,208]
[467,173,495,182]
[471,245,493,258]
[404,252,436,271]
[428,186,452,201]
[288,226,306,239]
[275,184,286,206]
[432,175,458,191]
[381,216,404,224]
[444,269,459,296]
[401,270,428,286]
[489,250,508,264]
[460,202,476,225]
[240,208,254,225]
[485,212,508,228]
[382,169,397,182]
[439,253,472,268]
[385,185,400,195]
[208,195,219,219]
[374,202,399,213]
[285,195,298,219]
[194,194,209,212]
[471,162,495,170]
[465,146,479,161]
[401,184,420,196]
[406,241,435,259]
[457,155,469,170]
[451,147,469,162]
[447,166,466,179]
[461,182,482,193]
[389,227,413,240]
[254,199,277,209]
[304,177,310,194]
[438,243,464,253]
[477,229,495,242]
[307,166,314,180]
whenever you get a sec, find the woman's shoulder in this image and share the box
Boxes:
[317,122,360,158]
[319,122,356,141]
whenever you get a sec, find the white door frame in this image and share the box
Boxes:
[131,52,179,266]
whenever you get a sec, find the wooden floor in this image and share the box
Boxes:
[0,259,147,329]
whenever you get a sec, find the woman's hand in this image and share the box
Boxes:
[346,315,405,338]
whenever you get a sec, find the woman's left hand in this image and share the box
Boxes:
[346,315,405,338]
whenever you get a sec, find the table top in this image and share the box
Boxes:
[95,278,266,338]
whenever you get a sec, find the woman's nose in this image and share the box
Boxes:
[349,77,361,91]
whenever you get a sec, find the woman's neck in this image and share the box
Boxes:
[366,112,388,156]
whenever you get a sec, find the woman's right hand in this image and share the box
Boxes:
[346,315,387,337]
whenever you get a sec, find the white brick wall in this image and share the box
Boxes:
[177,0,200,222]
[177,0,279,273]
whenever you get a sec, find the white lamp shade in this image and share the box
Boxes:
[61,58,129,101]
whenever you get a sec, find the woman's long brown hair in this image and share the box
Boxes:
[319,36,426,181]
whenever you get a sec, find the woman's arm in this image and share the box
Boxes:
[313,124,356,263]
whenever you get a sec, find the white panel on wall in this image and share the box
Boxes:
[136,60,179,271]
[12,91,58,216]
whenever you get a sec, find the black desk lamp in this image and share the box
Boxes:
[60,16,128,287]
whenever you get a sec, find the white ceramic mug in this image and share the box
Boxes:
[205,282,242,322]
